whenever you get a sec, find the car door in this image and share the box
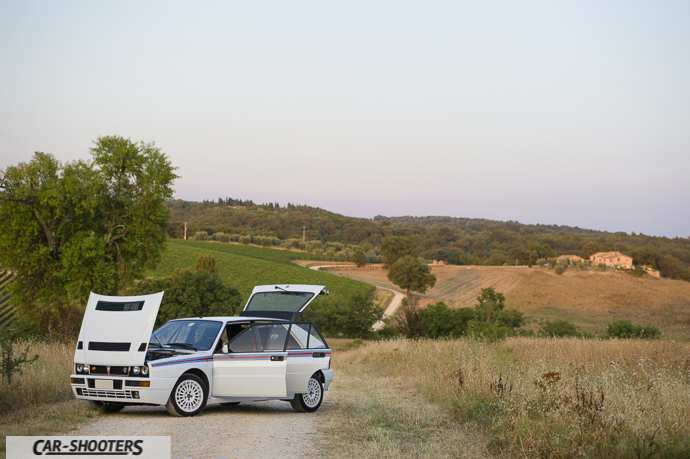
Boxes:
[212,323,288,398]
[286,323,330,393]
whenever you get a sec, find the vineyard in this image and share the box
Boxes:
[0,269,15,330]
[151,238,374,304]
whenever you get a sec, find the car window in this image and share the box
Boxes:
[308,325,327,349]
[255,324,289,351]
[228,327,259,353]
[287,323,309,350]
[152,320,222,351]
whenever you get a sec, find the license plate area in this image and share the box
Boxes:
[94,379,113,389]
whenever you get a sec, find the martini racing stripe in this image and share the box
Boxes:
[150,356,211,367]
[150,351,330,367]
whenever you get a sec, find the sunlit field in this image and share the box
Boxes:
[327,337,690,458]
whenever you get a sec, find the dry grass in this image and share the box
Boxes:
[335,337,690,458]
[320,339,492,458]
[0,341,101,457]
[324,266,690,338]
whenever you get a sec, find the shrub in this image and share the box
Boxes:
[422,302,475,338]
[123,268,241,326]
[239,236,251,245]
[395,296,427,338]
[554,264,566,275]
[302,289,383,339]
[192,231,208,241]
[215,232,231,243]
[606,319,661,339]
[0,334,38,385]
[466,320,511,342]
[495,309,525,328]
[536,258,546,266]
[540,319,578,337]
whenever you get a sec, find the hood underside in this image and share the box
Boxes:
[74,292,164,367]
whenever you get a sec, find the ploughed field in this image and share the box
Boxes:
[322,265,690,337]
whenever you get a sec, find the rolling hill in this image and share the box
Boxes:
[149,238,374,305]
[320,265,690,338]
[164,198,690,281]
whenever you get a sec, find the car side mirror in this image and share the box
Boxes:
[221,344,228,354]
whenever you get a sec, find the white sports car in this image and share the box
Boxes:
[71,284,333,416]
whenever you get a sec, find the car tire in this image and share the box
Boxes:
[290,374,323,413]
[165,374,208,417]
[90,401,125,413]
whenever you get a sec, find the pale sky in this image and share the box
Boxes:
[1,1,689,237]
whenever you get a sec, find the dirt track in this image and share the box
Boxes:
[73,398,331,459]
[308,264,406,329]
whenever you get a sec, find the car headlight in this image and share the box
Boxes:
[76,364,83,373]
[132,366,141,375]
[141,365,149,376]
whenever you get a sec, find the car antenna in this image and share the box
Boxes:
[275,286,287,292]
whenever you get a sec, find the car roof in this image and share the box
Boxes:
[168,316,290,323]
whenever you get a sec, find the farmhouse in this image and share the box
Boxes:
[589,251,634,269]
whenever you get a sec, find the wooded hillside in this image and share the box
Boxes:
[165,198,690,281]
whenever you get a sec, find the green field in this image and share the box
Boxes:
[179,240,336,265]
[149,238,373,304]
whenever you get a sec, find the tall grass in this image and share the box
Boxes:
[0,340,75,413]
[0,341,99,458]
[349,338,690,458]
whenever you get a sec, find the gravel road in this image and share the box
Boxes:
[73,397,332,459]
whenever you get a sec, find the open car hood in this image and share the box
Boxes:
[240,284,328,321]
[74,292,164,367]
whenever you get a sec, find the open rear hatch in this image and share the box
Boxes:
[239,284,329,321]
[74,292,164,367]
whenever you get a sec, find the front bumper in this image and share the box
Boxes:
[70,374,173,406]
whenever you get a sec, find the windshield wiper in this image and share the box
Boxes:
[149,331,165,348]
[165,342,197,351]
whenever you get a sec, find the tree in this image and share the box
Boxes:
[579,241,610,259]
[387,255,436,295]
[395,296,426,338]
[351,249,367,267]
[0,136,178,329]
[474,287,506,322]
[123,268,241,326]
[380,237,417,266]
[422,301,475,338]
[195,253,218,273]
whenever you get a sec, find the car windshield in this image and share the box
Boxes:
[244,291,314,313]
[151,320,222,351]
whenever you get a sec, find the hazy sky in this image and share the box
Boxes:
[1,1,688,238]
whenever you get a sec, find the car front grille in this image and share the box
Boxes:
[81,389,134,399]
[89,366,129,375]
